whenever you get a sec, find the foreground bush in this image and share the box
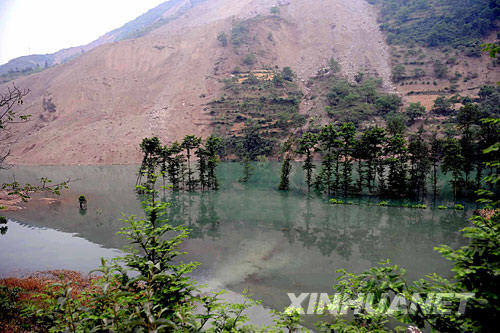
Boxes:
[1,181,498,332]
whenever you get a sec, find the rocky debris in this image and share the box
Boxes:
[1,0,395,165]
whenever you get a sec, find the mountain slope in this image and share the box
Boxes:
[0,0,202,80]
[2,0,401,164]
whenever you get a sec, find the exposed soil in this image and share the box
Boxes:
[389,33,500,109]
[0,191,23,211]
[0,0,394,165]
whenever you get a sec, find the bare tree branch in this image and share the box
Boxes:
[0,85,30,129]
[0,85,30,168]
[0,85,68,201]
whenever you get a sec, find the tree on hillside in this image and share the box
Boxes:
[385,112,407,135]
[243,53,256,66]
[406,102,426,124]
[217,31,228,47]
[391,64,406,82]
[328,57,341,74]
[432,95,454,115]
[270,6,280,16]
[413,67,425,78]
[433,60,448,79]
[483,42,500,59]
[281,67,295,82]
[375,94,402,115]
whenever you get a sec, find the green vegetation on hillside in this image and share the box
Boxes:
[368,0,499,51]
[0,43,498,333]
[230,20,251,49]
[0,64,49,84]
[310,64,402,124]
[431,85,500,117]
[326,77,401,121]
[210,67,305,159]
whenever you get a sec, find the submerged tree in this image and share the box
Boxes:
[457,104,483,193]
[442,138,464,199]
[182,135,202,192]
[137,135,222,193]
[158,145,170,189]
[239,156,253,183]
[339,122,356,196]
[352,138,366,193]
[236,123,273,183]
[196,145,208,191]
[359,126,386,193]
[315,124,340,195]
[297,132,318,192]
[205,135,222,190]
[166,142,185,191]
[408,129,431,198]
[278,138,295,191]
[385,133,409,197]
[138,137,162,189]
[429,134,444,197]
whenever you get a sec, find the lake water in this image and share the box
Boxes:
[0,162,472,323]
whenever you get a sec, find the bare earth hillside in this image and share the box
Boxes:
[2,0,395,165]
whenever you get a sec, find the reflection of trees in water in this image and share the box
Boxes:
[296,198,317,250]
[0,216,7,235]
[157,190,466,266]
[164,192,221,240]
[197,193,221,240]
[279,191,297,245]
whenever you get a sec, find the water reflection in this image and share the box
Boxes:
[0,216,7,235]
[164,190,467,268]
[0,163,470,315]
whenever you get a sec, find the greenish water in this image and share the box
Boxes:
[0,162,471,319]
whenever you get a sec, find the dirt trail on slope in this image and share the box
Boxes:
[1,0,394,165]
